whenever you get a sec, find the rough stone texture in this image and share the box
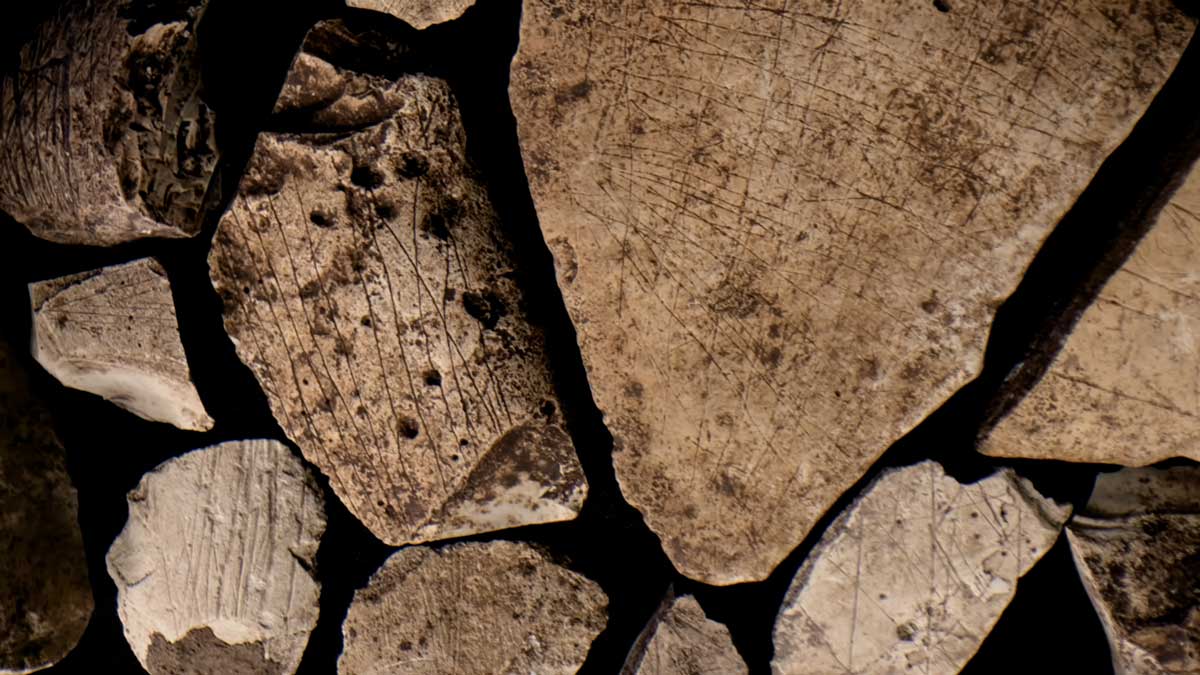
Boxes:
[338,540,607,675]
[209,22,587,547]
[0,341,92,674]
[509,0,1196,584]
[772,461,1069,675]
[0,0,218,245]
[982,163,1200,465]
[621,593,747,675]
[1067,467,1200,675]
[106,439,325,675]
[346,0,476,29]
[30,258,213,431]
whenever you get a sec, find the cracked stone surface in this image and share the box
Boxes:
[772,461,1070,675]
[509,0,1196,583]
[106,439,325,675]
[1067,467,1200,675]
[29,258,213,431]
[982,162,1200,466]
[346,0,476,30]
[338,540,607,675]
[0,340,92,674]
[621,593,747,675]
[209,21,587,547]
[0,0,218,245]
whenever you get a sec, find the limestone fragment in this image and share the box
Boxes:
[209,22,586,547]
[0,341,92,674]
[621,593,746,675]
[339,540,606,675]
[772,461,1069,675]
[346,0,476,29]
[106,439,325,675]
[509,0,1196,584]
[982,164,1200,465]
[1067,467,1200,674]
[0,0,218,245]
[30,258,213,431]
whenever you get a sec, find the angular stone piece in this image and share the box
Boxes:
[0,341,92,674]
[346,0,476,29]
[509,0,1195,583]
[982,165,1200,465]
[0,0,218,245]
[621,593,747,675]
[209,23,586,547]
[30,258,213,431]
[106,439,325,675]
[772,461,1069,675]
[1067,467,1200,675]
[339,540,606,674]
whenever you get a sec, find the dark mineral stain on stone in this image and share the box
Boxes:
[146,628,284,675]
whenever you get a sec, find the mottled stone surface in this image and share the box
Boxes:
[1068,467,1200,675]
[0,0,218,245]
[106,439,325,675]
[0,341,92,674]
[772,461,1069,674]
[983,164,1200,465]
[210,22,586,547]
[509,0,1195,583]
[346,0,475,29]
[30,258,213,431]
[622,593,746,675]
[339,540,607,675]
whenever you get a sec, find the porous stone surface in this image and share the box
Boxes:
[30,258,213,431]
[106,439,325,675]
[772,461,1070,675]
[621,593,747,675]
[209,21,586,547]
[338,540,607,675]
[346,0,476,29]
[509,0,1196,583]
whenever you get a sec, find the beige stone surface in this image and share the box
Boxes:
[509,0,1195,583]
[621,593,746,675]
[1067,467,1200,675]
[772,461,1069,675]
[982,165,1200,465]
[29,258,213,431]
[338,540,607,675]
[0,341,92,674]
[106,439,325,675]
[210,23,586,547]
[347,0,476,29]
[0,0,218,245]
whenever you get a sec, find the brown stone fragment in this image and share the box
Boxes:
[346,0,476,29]
[621,593,746,675]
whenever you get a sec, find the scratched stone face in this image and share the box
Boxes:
[106,439,326,675]
[982,164,1200,466]
[209,21,587,547]
[345,0,477,29]
[621,593,747,675]
[771,461,1069,675]
[508,0,1196,583]
[0,0,218,246]
[1067,467,1200,675]
[338,540,607,675]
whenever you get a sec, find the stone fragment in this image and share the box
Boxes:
[30,258,213,431]
[509,0,1196,584]
[106,439,325,675]
[0,341,92,674]
[0,0,218,245]
[621,593,746,675]
[346,0,476,30]
[772,461,1069,675]
[1067,467,1200,675]
[209,22,586,547]
[339,540,606,675]
[982,165,1200,465]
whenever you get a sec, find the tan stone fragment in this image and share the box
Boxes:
[772,461,1069,675]
[0,341,92,674]
[509,0,1195,583]
[621,593,746,675]
[982,165,1200,465]
[0,0,218,245]
[346,0,476,29]
[209,24,586,547]
[29,258,213,431]
[1067,467,1200,675]
[106,439,325,675]
[338,540,607,675]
